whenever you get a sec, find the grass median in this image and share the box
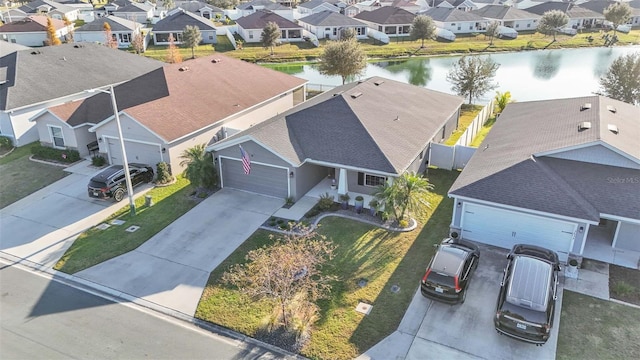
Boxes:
[195,169,458,360]
[54,176,199,274]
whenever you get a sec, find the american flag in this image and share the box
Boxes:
[239,145,251,175]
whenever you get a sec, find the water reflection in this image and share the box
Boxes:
[532,51,563,80]
[593,47,616,78]
[371,58,433,87]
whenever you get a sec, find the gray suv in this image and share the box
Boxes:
[494,244,560,345]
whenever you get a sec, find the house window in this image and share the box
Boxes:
[441,126,446,141]
[362,173,386,187]
[385,26,397,34]
[515,24,519,28]
[527,24,531,28]
[289,29,301,38]
[378,25,383,31]
[249,31,254,39]
[357,27,365,35]
[333,27,338,35]
[49,126,64,148]
[400,25,410,34]
[281,29,287,38]
[119,33,131,43]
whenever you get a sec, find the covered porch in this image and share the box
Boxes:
[581,224,640,269]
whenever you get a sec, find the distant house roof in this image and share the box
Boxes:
[298,0,340,10]
[299,10,367,26]
[0,40,29,57]
[580,0,640,16]
[113,1,154,13]
[236,0,289,11]
[0,42,163,111]
[18,0,76,14]
[212,77,464,175]
[175,1,223,13]
[525,3,602,18]
[236,10,302,29]
[76,15,141,32]
[354,6,416,24]
[421,7,486,22]
[449,96,640,222]
[471,5,541,20]
[47,54,307,143]
[152,9,216,31]
[0,15,67,33]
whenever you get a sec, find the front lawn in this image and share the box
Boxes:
[444,104,484,146]
[557,291,640,360]
[609,265,640,306]
[54,176,200,274]
[0,142,68,209]
[196,169,458,360]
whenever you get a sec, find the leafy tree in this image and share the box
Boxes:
[261,21,280,55]
[411,15,436,48]
[223,229,336,330]
[165,34,183,63]
[604,2,632,37]
[599,52,640,105]
[179,144,217,190]
[131,31,145,54]
[208,0,239,8]
[374,172,434,224]
[318,37,367,84]
[182,25,202,59]
[494,90,512,114]
[537,10,569,42]
[103,22,117,48]
[446,55,500,104]
[164,0,175,10]
[485,21,499,46]
[46,17,62,46]
[340,27,356,41]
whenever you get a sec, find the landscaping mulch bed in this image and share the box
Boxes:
[609,264,640,306]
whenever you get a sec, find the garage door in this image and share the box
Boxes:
[460,203,576,262]
[107,138,162,168]
[221,158,289,198]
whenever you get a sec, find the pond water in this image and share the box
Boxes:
[264,46,640,103]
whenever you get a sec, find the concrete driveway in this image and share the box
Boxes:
[406,244,562,360]
[75,189,283,317]
[0,163,146,268]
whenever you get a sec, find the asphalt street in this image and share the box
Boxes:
[0,260,287,360]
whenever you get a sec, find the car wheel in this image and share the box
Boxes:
[113,188,126,202]
[461,289,467,304]
[143,171,154,183]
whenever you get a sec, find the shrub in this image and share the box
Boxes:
[285,196,295,206]
[355,195,364,202]
[316,192,335,211]
[0,136,13,149]
[339,193,350,202]
[279,223,288,230]
[91,155,106,167]
[31,144,80,163]
[277,219,285,224]
[156,161,173,184]
[398,219,409,228]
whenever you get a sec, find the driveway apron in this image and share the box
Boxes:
[75,189,283,316]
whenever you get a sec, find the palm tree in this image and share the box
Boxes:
[374,172,434,223]
[179,144,217,191]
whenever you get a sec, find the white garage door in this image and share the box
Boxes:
[460,203,576,262]
[221,158,289,198]
[107,138,162,168]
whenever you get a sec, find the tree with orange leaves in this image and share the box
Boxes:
[165,34,183,64]
[46,17,62,46]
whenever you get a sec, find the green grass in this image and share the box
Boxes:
[469,116,497,147]
[139,44,218,61]
[444,104,484,146]
[54,176,199,274]
[557,291,640,360]
[0,142,68,209]
[195,169,458,360]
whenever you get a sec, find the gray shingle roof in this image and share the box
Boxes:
[76,15,141,32]
[215,77,464,174]
[421,7,487,22]
[449,96,640,221]
[299,0,338,9]
[525,3,603,18]
[113,2,154,13]
[0,40,29,57]
[175,1,223,14]
[236,10,302,29]
[152,9,216,31]
[354,6,416,24]
[0,42,163,111]
[471,5,541,20]
[19,0,75,14]
[298,10,367,26]
[236,0,289,11]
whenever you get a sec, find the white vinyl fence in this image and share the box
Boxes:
[455,99,494,147]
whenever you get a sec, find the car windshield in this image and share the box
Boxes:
[88,180,107,188]
[506,256,552,312]
[427,271,456,287]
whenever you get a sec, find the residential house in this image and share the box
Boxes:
[432,0,478,12]
[17,0,79,21]
[235,10,303,43]
[354,6,416,37]
[75,15,145,49]
[236,0,294,21]
[152,9,217,45]
[389,0,423,14]
[0,8,29,24]
[525,2,603,30]
[355,0,384,12]
[420,7,487,33]
[471,4,540,31]
[208,77,463,201]
[298,10,368,39]
[0,43,163,146]
[111,1,155,24]
[0,15,72,46]
[31,54,307,173]
[448,96,640,267]
[297,0,341,16]
[344,4,360,17]
[174,1,224,20]
[580,0,640,27]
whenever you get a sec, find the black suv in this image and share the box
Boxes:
[88,164,154,201]
[495,244,561,345]
[420,237,480,304]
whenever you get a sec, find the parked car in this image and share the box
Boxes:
[420,237,480,304]
[88,164,154,201]
[494,244,561,345]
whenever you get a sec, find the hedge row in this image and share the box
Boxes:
[31,144,80,163]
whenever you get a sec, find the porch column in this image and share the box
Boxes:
[338,168,348,195]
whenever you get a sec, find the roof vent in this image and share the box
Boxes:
[350,92,363,99]
[578,121,592,131]
[606,105,616,113]
[178,66,190,72]
[74,44,84,48]
[607,124,619,134]
[374,80,384,86]
[30,50,42,55]
[332,91,343,97]
[580,103,592,111]
[211,58,222,63]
